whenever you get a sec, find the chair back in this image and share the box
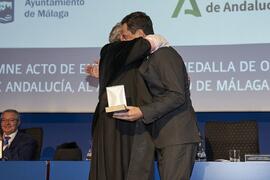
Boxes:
[53,142,82,161]
[205,120,259,161]
[21,127,43,160]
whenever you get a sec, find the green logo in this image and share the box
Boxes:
[172,0,201,18]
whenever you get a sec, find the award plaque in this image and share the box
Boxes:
[105,85,128,113]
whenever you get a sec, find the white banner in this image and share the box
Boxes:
[1,0,270,112]
[0,0,269,47]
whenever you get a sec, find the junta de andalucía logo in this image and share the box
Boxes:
[172,0,201,18]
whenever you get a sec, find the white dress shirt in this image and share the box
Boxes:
[3,130,18,151]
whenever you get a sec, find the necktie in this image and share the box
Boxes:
[4,136,11,146]
[3,136,11,160]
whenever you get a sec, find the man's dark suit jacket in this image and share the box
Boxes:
[139,47,200,148]
[3,131,37,160]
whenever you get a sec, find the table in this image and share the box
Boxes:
[0,161,47,180]
[190,162,270,180]
[1,161,270,180]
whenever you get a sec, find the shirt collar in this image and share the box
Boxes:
[3,130,18,144]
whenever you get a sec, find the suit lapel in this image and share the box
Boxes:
[8,132,20,150]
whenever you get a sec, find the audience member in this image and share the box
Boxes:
[1,109,37,160]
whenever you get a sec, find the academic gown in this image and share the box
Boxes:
[90,38,155,180]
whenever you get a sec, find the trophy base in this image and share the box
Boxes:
[105,105,128,113]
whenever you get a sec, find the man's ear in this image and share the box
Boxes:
[135,29,146,37]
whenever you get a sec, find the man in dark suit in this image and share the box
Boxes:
[1,109,37,160]
[114,12,200,180]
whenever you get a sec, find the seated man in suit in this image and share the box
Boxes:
[1,109,37,160]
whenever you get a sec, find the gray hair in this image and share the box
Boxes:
[109,23,122,43]
[1,109,20,121]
